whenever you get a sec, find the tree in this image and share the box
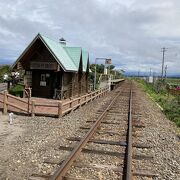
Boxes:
[0,65,11,82]
[109,65,115,70]
[90,64,104,74]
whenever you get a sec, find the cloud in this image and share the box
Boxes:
[0,0,179,75]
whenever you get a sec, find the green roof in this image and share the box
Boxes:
[13,33,89,72]
[82,50,89,72]
[40,34,78,71]
[64,47,82,71]
[40,34,90,72]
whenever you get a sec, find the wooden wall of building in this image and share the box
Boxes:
[15,39,59,71]
[63,72,88,99]
[14,38,89,99]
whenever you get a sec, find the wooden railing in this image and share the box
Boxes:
[58,88,108,117]
[0,91,28,114]
[169,89,180,95]
[0,87,109,118]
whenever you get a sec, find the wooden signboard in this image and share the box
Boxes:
[30,62,57,70]
[105,59,112,64]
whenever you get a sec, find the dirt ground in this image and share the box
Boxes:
[0,92,114,180]
[0,112,24,177]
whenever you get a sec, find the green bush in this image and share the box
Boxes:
[163,97,180,127]
[9,84,24,97]
[136,79,180,127]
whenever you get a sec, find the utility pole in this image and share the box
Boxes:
[161,47,168,80]
[149,68,152,76]
[164,65,168,80]
[94,61,97,90]
[138,70,140,77]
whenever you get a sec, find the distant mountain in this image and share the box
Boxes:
[0,59,13,65]
[125,71,180,78]
[167,74,180,78]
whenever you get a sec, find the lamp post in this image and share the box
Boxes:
[94,58,107,91]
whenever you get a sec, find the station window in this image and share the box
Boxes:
[40,73,50,86]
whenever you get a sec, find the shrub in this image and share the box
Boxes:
[136,78,180,127]
[9,84,24,97]
[163,96,180,127]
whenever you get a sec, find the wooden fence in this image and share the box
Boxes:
[0,87,109,118]
[169,89,180,96]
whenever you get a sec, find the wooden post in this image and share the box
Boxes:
[70,101,73,112]
[99,90,101,97]
[27,97,30,114]
[3,90,8,114]
[85,96,87,104]
[90,93,92,102]
[79,98,81,107]
[29,87,32,98]
[58,101,63,118]
[31,100,35,117]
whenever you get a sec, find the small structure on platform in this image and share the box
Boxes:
[12,33,89,99]
[110,79,124,90]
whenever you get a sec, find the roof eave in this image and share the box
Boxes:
[39,35,68,72]
[12,33,40,69]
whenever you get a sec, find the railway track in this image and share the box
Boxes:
[30,81,157,180]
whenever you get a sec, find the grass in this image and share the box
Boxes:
[163,97,180,127]
[136,79,180,127]
[165,77,180,85]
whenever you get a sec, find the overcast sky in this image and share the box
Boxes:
[0,0,180,75]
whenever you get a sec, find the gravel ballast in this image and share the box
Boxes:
[132,83,180,180]
[0,82,179,180]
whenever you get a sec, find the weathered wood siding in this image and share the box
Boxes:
[13,38,89,99]
[15,39,58,70]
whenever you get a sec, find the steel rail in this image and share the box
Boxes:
[125,83,133,180]
[49,88,126,180]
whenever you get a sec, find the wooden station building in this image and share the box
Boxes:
[12,33,90,99]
